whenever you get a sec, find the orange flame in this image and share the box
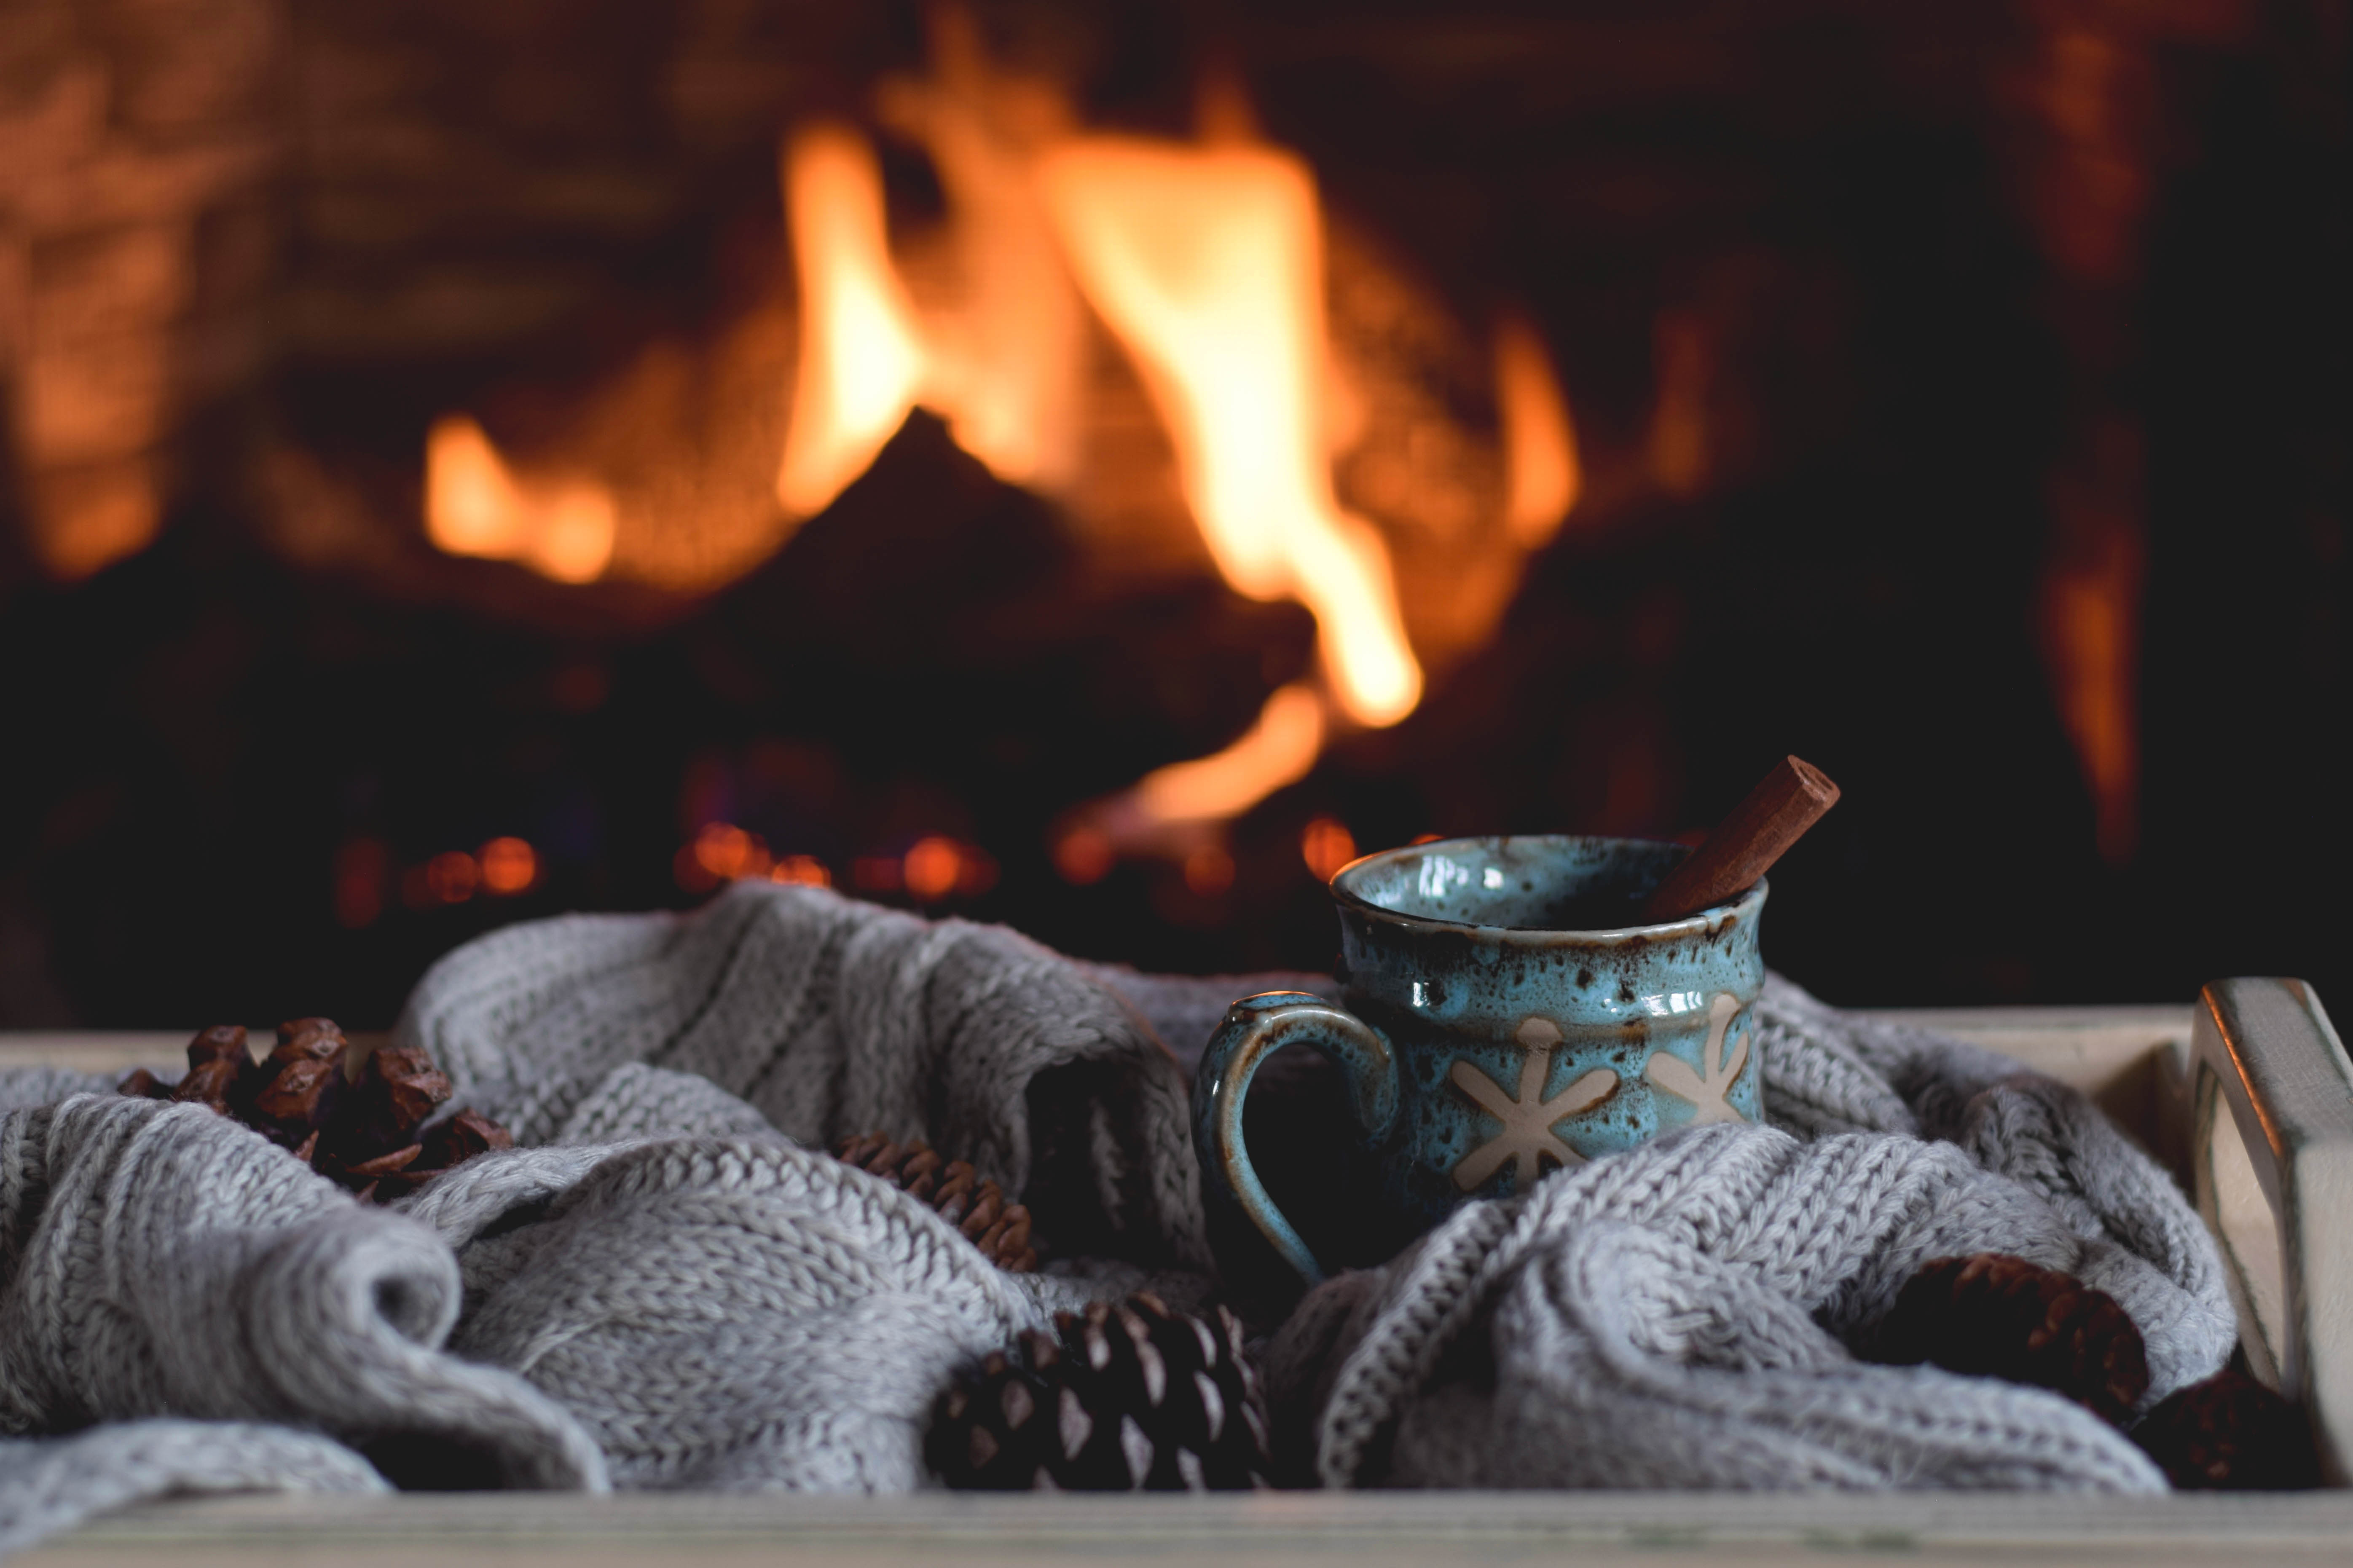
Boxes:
[1037,139,1422,729]
[772,107,1433,836]
[775,124,929,518]
[1134,681,1325,823]
[404,29,1583,873]
[424,415,615,583]
[875,8,1086,493]
[1495,309,1581,547]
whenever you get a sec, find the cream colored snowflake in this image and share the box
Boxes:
[1449,1017,1618,1191]
[1643,992,1751,1126]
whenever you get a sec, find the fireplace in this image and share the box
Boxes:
[0,0,2343,1029]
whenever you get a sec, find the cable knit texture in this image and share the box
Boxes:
[0,885,2239,1551]
[424,1137,1051,1490]
[0,1422,388,1557]
[397,883,1210,1271]
[1263,974,2238,1492]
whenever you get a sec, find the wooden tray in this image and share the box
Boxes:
[7,976,2347,1565]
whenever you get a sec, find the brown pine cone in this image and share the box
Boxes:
[836,1133,1038,1273]
[1870,1253,2149,1425]
[241,1019,356,1150]
[928,1293,1270,1490]
[323,1044,453,1169]
[118,1021,512,1204]
[164,1024,256,1112]
[274,1019,346,1060]
[345,1109,515,1201]
[2131,1367,2323,1489]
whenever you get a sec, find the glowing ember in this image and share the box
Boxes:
[478,836,538,896]
[694,822,771,882]
[774,124,929,519]
[1494,310,1581,547]
[1300,816,1357,882]
[1052,825,1116,885]
[677,822,794,891]
[424,850,479,904]
[852,854,906,893]
[333,838,388,929]
[1183,844,1235,896]
[770,854,832,888]
[424,415,616,583]
[903,835,963,901]
[1038,139,1422,729]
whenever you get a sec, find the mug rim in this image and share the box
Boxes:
[1328,832,1766,945]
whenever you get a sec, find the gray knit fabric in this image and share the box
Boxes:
[1263,974,2238,1493]
[0,883,2241,1552]
[1267,1124,2212,1493]
[412,1136,1052,1490]
[397,883,1209,1271]
[1072,963,1340,1075]
[0,1421,388,1557]
[1752,977,2233,1358]
[0,1094,609,1552]
[0,1067,112,1114]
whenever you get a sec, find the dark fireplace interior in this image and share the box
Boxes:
[0,0,2344,1031]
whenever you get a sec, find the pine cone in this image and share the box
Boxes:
[368,1109,515,1200]
[121,1021,510,1203]
[320,1044,452,1172]
[2132,1367,2322,1490]
[244,1019,356,1152]
[835,1133,1037,1273]
[1871,1253,2149,1425]
[928,1293,1271,1490]
[167,1024,256,1112]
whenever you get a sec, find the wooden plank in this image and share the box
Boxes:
[31,1489,2353,1567]
[1870,1002,2191,1092]
[1872,1004,2195,1181]
[0,1032,200,1073]
[0,1032,388,1074]
[2193,980,2353,1483]
[0,1010,2193,1084]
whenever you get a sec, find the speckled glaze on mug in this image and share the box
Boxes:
[1191,835,1766,1285]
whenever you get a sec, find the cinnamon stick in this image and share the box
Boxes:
[1640,755,1840,922]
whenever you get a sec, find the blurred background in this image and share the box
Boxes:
[0,0,2343,1031]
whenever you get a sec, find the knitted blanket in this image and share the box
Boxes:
[0,882,2236,1552]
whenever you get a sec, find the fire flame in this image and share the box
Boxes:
[774,125,930,518]
[1495,309,1581,548]
[1037,139,1422,729]
[1134,681,1325,823]
[414,31,1585,872]
[424,415,616,584]
[766,103,1442,845]
[873,8,1087,493]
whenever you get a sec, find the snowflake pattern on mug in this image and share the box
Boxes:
[1643,991,1751,1126]
[1448,1016,1618,1191]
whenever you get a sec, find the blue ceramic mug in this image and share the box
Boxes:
[1191,835,1767,1285]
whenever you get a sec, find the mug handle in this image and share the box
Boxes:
[1191,992,1400,1287]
